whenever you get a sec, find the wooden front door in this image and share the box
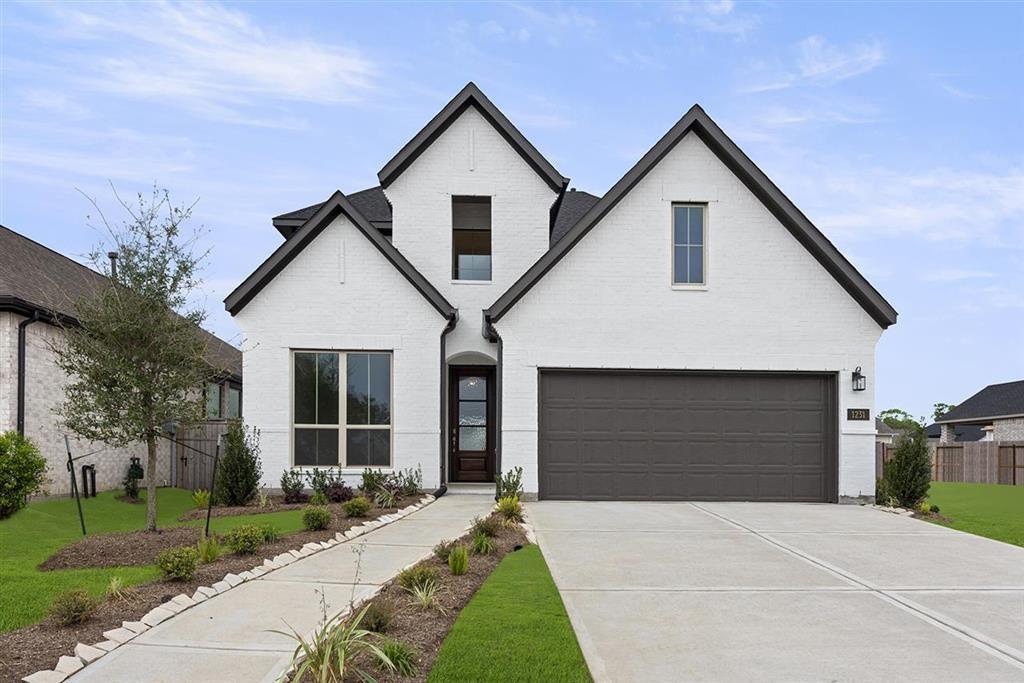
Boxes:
[449,365,495,483]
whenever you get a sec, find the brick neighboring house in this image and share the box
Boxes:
[933,380,1024,443]
[0,225,242,496]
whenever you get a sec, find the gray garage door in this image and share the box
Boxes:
[538,371,837,502]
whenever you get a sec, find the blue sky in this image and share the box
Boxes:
[2,1,1022,419]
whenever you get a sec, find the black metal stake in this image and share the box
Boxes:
[64,435,87,536]
[204,437,221,538]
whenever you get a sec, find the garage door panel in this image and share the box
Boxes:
[539,371,836,502]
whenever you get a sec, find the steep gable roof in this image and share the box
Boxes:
[377,82,568,193]
[935,380,1024,423]
[272,186,392,238]
[486,104,898,330]
[225,191,456,319]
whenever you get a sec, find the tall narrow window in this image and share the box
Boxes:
[227,384,242,419]
[672,205,705,286]
[206,382,222,419]
[452,196,491,281]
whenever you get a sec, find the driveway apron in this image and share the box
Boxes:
[527,501,1024,683]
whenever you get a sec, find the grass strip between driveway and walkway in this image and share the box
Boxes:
[428,543,591,682]
[0,488,305,633]
[925,482,1024,548]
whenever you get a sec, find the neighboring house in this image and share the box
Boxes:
[226,83,897,504]
[0,225,242,495]
[875,419,901,445]
[933,380,1024,443]
[924,423,988,443]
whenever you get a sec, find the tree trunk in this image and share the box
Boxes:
[146,433,158,531]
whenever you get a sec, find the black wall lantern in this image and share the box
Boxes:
[852,366,867,392]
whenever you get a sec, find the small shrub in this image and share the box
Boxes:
[343,496,372,518]
[106,576,137,603]
[374,487,399,509]
[495,466,524,499]
[448,545,469,575]
[471,531,494,555]
[929,503,940,514]
[49,589,98,625]
[396,466,422,496]
[361,601,394,633]
[197,535,223,563]
[325,480,354,503]
[215,421,263,506]
[495,495,524,523]
[471,515,501,538]
[156,546,199,581]
[397,564,440,591]
[433,539,455,562]
[257,489,271,508]
[306,468,330,497]
[878,428,931,508]
[405,578,443,612]
[226,524,264,554]
[361,468,388,494]
[122,472,140,500]
[281,469,307,504]
[378,639,417,676]
[258,523,280,543]
[303,505,332,531]
[310,490,328,506]
[191,489,210,509]
[0,431,47,518]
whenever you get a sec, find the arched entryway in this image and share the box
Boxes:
[445,351,496,483]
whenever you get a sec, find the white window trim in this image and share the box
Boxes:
[290,350,394,469]
[670,203,709,290]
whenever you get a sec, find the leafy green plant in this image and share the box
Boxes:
[191,489,210,509]
[310,490,328,506]
[433,539,455,562]
[471,515,501,538]
[257,489,271,508]
[396,466,422,496]
[197,535,223,563]
[448,545,469,575]
[303,505,332,531]
[122,471,140,500]
[360,468,388,494]
[878,428,931,508]
[273,599,394,683]
[471,532,494,556]
[374,487,399,509]
[215,420,263,506]
[0,431,47,518]
[226,524,264,554]
[378,639,417,676]
[361,601,394,634]
[343,496,372,518]
[106,575,137,603]
[306,468,330,497]
[281,469,307,504]
[49,589,98,625]
[495,466,524,499]
[495,495,524,523]
[404,578,444,613]
[397,565,440,591]
[156,546,199,581]
[259,523,280,543]
[929,503,940,514]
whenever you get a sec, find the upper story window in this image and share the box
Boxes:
[227,384,242,419]
[452,196,491,281]
[206,382,222,419]
[672,204,705,286]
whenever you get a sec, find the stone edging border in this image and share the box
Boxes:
[870,504,916,517]
[21,495,437,683]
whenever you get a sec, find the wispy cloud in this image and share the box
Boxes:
[738,35,885,93]
[921,269,996,282]
[939,81,986,100]
[19,1,377,126]
[672,0,759,39]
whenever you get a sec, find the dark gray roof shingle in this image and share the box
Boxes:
[924,423,986,441]
[0,225,242,379]
[274,186,392,226]
[552,189,601,244]
[937,380,1024,423]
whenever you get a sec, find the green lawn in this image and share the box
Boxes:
[429,544,591,682]
[0,488,307,632]
[925,482,1024,548]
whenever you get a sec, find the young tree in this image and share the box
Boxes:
[877,426,932,508]
[877,408,922,432]
[933,403,957,421]
[215,420,263,506]
[55,187,214,531]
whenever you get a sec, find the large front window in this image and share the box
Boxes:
[292,351,392,467]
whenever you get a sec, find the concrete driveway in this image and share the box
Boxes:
[527,501,1024,682]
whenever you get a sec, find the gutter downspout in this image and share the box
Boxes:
[482,313,502,499]
[435,312,458,498]
[16,312,42,435]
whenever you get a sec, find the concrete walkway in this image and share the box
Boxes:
[69,494,492,683]
[528,501,1024,682]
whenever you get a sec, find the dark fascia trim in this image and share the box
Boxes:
[0,295,78,326]
[377,82,568,194]
[225,190,458,320]
[485,105,898,330]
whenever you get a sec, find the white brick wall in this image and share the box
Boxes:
[234,213,448,489]
[495,133,882,500]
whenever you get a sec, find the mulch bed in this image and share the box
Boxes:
[0,496,420,683]
[40,495,420,571]
[297,515,528,683]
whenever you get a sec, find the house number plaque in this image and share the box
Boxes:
[847,408,870,421]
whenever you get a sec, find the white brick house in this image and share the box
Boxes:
[227,83,896,503]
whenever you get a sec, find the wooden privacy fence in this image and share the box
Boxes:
[876,441,1024,486]
[172,422,231,491]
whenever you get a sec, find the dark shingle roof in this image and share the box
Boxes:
[924,423,986,442]
[875,418,898,436]
[0,225,242,380]
[937,380,1024,423]
[274,186,392,225]
[552,189,601,244]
